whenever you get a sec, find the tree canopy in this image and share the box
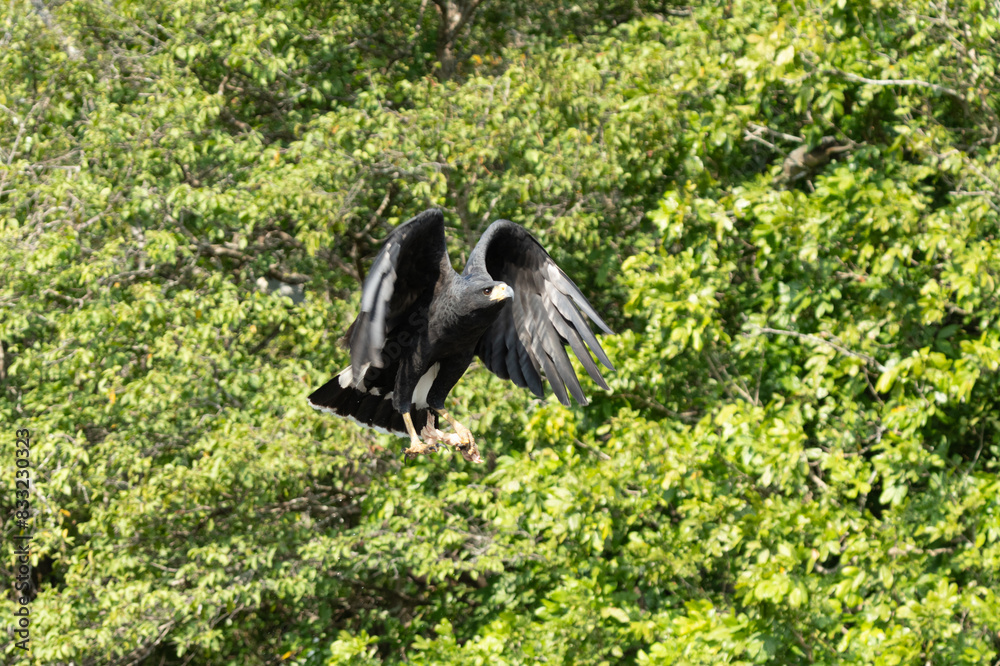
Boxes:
[2,0,999,664]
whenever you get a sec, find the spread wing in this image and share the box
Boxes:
[345,208,449,382]
[464,220,614,406]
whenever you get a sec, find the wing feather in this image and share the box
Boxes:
[548,290,611,388]
[544,264,613,337]
[502,316,528,388]
[540,304,585,404]
[532,326,570,405]
[547,292,607,389]
[347,209,448,384]
[467,220,614,406]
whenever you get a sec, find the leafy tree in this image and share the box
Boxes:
[2,0,999,664]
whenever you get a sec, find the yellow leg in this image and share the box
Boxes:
[402,412,420,441]
[403,412,438,457]
[435,408,482,464]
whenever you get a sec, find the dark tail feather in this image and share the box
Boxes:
[308,367,436,438]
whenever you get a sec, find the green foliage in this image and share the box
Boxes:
[2,0,999,664]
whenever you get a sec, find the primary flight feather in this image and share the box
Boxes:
[308,209,614,462]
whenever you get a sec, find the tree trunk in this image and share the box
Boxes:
[432,0,486,81]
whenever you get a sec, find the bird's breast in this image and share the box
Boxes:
[411,362,441,409]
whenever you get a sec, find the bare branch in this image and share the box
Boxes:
[744,131,777,150]
[822,68,964,100]
[265,265,309,285]
[573,438,611,461]
[29,0,82,60]
[195,242,309,284]
[746,122,804,144]
[750,326,887,372]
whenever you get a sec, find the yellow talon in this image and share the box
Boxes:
[403,412,438,457]
[435,408,483,464]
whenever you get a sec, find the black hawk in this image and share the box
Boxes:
[308,209,614,462]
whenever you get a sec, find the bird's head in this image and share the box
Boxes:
[462,277,513,311]
[480,281,513,303]
[450,277,513,332]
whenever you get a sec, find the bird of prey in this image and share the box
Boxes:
[308,209,613,463]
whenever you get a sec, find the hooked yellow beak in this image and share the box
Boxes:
[489,282,513,301]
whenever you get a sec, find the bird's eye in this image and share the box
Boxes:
[483,287,493,296]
